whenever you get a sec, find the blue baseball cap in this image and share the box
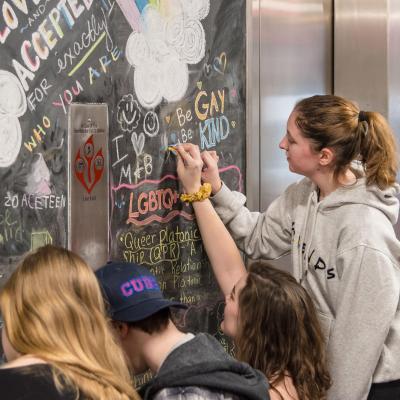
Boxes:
[95,261,187,322]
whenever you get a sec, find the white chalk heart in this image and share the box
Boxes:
[131,131,145,156]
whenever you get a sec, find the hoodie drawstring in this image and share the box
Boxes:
[299,191,320,284]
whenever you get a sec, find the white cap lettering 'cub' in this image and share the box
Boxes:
[0,70,27,168]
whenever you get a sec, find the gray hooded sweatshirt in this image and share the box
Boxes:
[211,176,400,400]
[139,333,269,400]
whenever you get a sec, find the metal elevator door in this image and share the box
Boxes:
[246,0,400,270]
[247,0,333,272]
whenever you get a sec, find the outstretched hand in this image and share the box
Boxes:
[175,143,203,194]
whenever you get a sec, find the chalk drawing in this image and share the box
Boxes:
[143,110,160,137]
[131,132,145,156]
[31,229,53,251]
[0,115,22,168]
[0,70,27,117]
[0,70,27,167]
[124,0,210,108]
[115,0,141,32]
[117,94,141,132]
[180,0,210,20]
[24,153,52,195]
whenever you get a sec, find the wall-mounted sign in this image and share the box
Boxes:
[68,103,109,269]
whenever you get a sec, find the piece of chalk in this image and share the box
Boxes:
[167,146,178,154]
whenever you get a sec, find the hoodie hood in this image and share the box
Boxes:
[316,177,400,224]
[140,333,269,400]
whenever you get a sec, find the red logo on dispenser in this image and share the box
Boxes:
[74,135,104,194]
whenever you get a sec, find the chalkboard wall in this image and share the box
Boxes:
[0,0,246,346]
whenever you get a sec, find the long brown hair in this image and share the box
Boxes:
[236,262,331,400]
[294,95,398,189]
[0,245,139,400]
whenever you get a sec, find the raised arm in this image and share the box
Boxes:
[200,147,294,262]
[175,144,246,295]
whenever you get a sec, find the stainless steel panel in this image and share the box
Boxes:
[68,103,109,269]
[259,0,332,211]
[335,0,388,114]
[246,0,261,211]
[335,0,400,237]
[388,0,400,237]
[388,0,400,151]
[253,1,332,271]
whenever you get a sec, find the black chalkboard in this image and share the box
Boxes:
[0,0,246,349]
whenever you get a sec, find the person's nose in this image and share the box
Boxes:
[279,136,288,150]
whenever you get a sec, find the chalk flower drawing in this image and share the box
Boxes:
[0,70,27,167]
[125,0,210,108]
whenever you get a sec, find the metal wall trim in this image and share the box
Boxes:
[246,0,261,211]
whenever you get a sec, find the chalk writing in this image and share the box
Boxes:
[10,0,97,92]
[27,77,53,112]
[52,80,84,114]
[24,115,51,152]
[4,193,66,210]
[88,46,122,84]
[112,175,195,225]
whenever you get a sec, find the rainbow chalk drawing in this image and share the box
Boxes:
[119,0,210,108]
[115,0,142,32]
[0,70,27,167]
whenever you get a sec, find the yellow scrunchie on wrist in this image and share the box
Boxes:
[180,183,212,203]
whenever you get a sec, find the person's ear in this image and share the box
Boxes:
[319,147,335,167]
[113,321,130,339]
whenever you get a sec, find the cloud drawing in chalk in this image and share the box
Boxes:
[125,0,210,108]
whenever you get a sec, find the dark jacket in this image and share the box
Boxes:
[0,364,85,400]
[139,333,269,400]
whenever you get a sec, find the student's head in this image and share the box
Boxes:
[0,245,138,400]
[222,262,331,400]
[96,261,186,373]
[280,94,398,189]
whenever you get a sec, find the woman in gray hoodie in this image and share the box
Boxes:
[175,94,400,400]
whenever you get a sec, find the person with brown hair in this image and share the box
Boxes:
[235,263,330,398]
[175,146,331,400]
[0,245,139,400]
[175,94,400,400]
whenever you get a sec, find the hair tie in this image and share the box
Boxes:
[180,183,212,203]
[358,110,368,123]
